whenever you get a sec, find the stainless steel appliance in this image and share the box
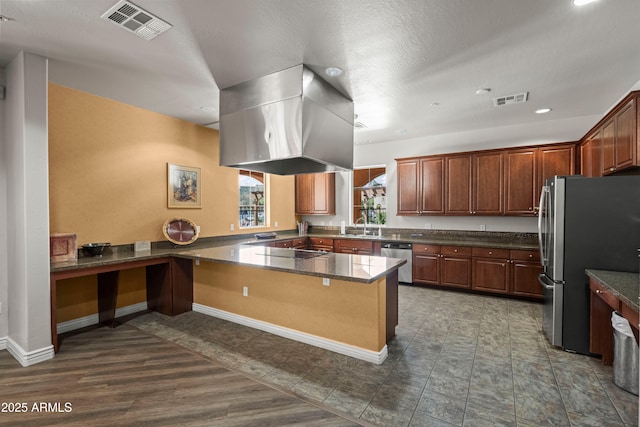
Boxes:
[381,242,413,284]
[538,175,640,354]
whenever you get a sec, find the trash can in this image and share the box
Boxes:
[611,311,639,395]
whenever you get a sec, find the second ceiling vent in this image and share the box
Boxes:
[493,92,529,107]
[101,0,172,41]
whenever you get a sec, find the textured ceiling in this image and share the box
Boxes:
[1,0,639,148]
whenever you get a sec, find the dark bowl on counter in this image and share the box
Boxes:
[82,243,111,257]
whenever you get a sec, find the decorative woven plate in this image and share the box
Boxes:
[162,218,199,245]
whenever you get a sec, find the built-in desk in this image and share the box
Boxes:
[50,256,193,352]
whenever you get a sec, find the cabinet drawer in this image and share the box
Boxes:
[441,246,472,257]
[413,244,440,254]
[472,247,509,259]
[590,280,619,310]
[620,301,639,329]
[309,237,333,247]
[335,239,373,251]
[510,249,540,262]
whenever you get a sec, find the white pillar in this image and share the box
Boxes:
[0,68,7,348]
[5,51,52,366]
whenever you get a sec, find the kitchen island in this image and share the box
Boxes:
[176,245,405,364]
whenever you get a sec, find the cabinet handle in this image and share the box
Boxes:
[489,251,493,255]
[528,207,532,210]
[528,254,533,258]
[454,249,458,253]
[595,289,602,294]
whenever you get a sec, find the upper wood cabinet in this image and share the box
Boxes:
[472,152,504,215]
[504,148,537,215]
[295,173,335,215]
[396,159,420,215]
[397,142,575,217]
[445,155,472,214]
[580,92,639,176]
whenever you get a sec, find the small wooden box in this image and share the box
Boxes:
[50,233,77,263]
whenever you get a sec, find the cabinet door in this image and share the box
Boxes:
[472,257,509,294]
[504,149,536,215]
[472,152,503,215]
[581,132,602,178]
[445,154,472,214]
[413,253,439,284]
[397,159,420,215]
[295,175,313,214]
[601,119,616,175]
[511,261,543,298]
[312,173,335,214]
[614,99,636,171]
[536,143,576,202]
[420,157,445,214]
[440,256,472,289]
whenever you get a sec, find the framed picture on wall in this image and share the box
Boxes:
[167,163,201,208]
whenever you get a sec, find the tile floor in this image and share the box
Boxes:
[129,285,639,426]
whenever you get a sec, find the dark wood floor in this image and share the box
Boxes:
[0,326,367,426]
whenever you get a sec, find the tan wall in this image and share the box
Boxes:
[48,84,296,322]
[194,262,387,352]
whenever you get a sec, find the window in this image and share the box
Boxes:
[353,167,386,225]
[239,170,265,228]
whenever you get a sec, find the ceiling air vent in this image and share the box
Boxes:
[101,0,172,41]
[493,92,529,107]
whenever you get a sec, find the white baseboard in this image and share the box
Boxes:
[0,336,6,350]
[7,337,54,367]
[192,303,388,365]
[57,302,148,334]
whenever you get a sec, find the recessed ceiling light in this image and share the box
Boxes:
[200,106,217,113]
[430,102,440,107]
[475,88,491,95]
[325,67,343,77]
[0,15,14,22]
[535,108,552,114]
[573,0,598,6]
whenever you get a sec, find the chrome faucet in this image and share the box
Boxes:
[354,215,368,235]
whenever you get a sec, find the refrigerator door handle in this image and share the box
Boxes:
[538,273,555,290]
[538,186,549,266]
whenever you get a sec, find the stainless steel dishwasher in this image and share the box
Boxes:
[380,242,412,284]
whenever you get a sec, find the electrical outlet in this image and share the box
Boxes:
[195,259,200,266]
[424,223,432,229]
[243,286,248,297]
[0,302,2,314]
[322,278,330,286]
[230,224,234,231]
[480,224,486,231]
[274,221,278,227]
[196,225,201,234]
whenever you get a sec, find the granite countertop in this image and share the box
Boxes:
[50,228,537,274]
[586,269,639,312]
[176,244,406,284]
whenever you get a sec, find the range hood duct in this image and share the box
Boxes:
[219,65,354,175]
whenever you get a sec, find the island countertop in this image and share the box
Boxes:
[585,269,639,312]
[176,244,406,284]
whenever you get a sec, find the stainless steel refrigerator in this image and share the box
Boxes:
[538,175,640,354]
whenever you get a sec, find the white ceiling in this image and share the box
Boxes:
[1,0,639,148]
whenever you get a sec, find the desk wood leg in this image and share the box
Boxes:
[51,276,59,353]
[98,271,120,327]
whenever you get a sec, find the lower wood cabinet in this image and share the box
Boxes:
[274,238,307,248]
[333,239,373,255]
[413,244,471,289]
[510,250,543,298]
[412,244,542,299]
[471,248,510,294]
[308,237,334,252]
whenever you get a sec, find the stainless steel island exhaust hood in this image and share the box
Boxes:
[219,65,354,175]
